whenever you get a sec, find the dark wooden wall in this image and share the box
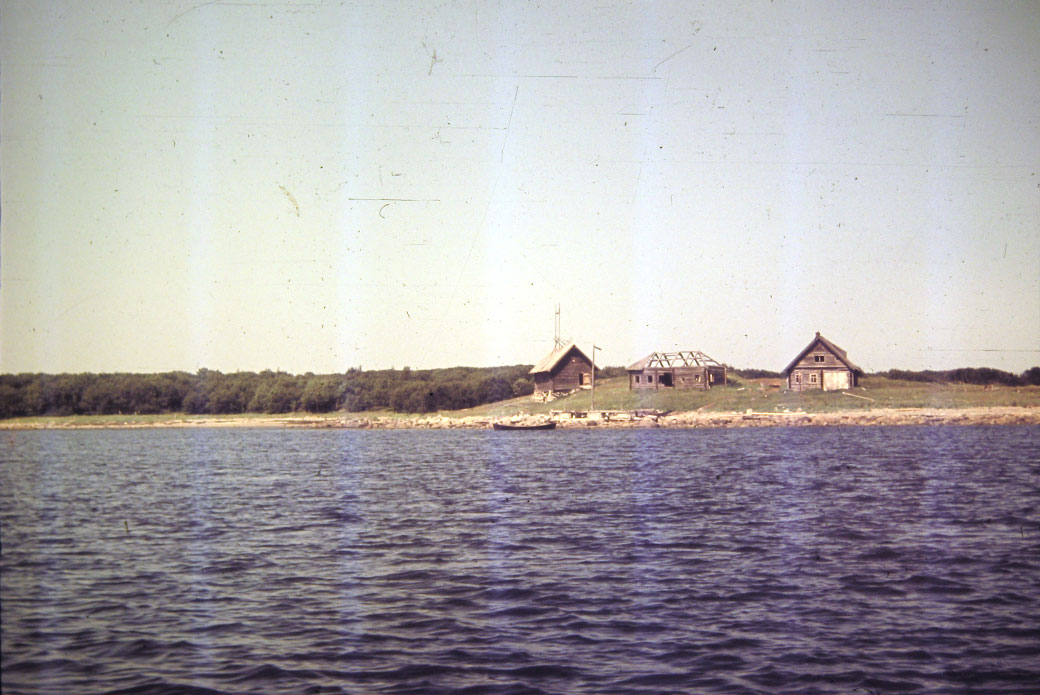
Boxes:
[550,355,591,392]
[629,365,727,390]
[787,345,856,391]
[533,349,592,395]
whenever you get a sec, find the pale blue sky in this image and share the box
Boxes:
[2,0,1038,374]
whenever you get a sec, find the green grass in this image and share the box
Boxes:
[451,375,1040,417]
[3,376,1038,428]
[0,412,200,427]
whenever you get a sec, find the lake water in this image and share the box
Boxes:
[2,426,1038,694]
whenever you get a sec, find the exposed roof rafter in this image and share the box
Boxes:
[628,350,723,371]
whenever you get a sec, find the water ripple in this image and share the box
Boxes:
[2,425,1039,694]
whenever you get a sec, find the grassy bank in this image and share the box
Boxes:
[0,411,372,429]
[2,376,1039,428]
[454,375,1040,417]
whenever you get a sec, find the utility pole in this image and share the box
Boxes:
[591,344,600,412]
[553,304,564,350]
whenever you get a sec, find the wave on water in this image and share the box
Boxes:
[2,426,1039,694]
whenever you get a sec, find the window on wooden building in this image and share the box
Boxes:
[814,354,825,362]
[634,375,640,383]
[648,374,653,383]
[810,374,818,384]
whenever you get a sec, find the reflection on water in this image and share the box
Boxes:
[2,426,1039,694]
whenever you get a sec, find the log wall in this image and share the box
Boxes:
[787,347,855,391]
[629,365,727,390]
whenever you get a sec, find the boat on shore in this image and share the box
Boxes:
[492,421,557,431]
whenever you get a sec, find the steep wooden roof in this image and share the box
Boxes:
[783,332,863,375]
[529,342,592,375]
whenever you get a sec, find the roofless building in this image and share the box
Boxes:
[628,350,727,390]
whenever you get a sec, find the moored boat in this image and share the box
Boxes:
[492,421,557,431]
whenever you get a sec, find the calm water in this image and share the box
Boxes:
[2,426,1039,695]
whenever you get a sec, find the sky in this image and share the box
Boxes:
[2,0,1038,375]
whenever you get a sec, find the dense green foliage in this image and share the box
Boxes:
[3,365,1037,420]
[0,365,535,418]
[875,367,1040,387]
[733,368,784,379]
[732,366,1039,385]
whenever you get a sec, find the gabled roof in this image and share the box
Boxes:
[529,342,592,375]
[783,332,863,375]
[627,350,723,371]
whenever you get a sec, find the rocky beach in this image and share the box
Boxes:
[4,406,1039,430]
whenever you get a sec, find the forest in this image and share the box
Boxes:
[727,367,1040,386]
[0,365,537,418]
[875,367,1040,387]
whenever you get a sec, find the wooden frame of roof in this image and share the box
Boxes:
[627,350,723,371]
[626,349,727,390]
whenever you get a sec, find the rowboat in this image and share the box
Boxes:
[492,421,557,431]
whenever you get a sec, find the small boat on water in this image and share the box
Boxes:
[492,421,557,431]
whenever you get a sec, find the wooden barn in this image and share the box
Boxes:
[783,332,863,391]
[529,342,594,400]
[628,350,727,390]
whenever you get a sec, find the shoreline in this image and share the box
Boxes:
[2,406,1039,430]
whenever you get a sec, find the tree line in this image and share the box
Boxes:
[875,367,1040,387]
[730,367,1040,385]
[0,365,538,419]
[2,364,1037,419]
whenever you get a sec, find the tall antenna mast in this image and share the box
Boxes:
[553,304,565,350]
